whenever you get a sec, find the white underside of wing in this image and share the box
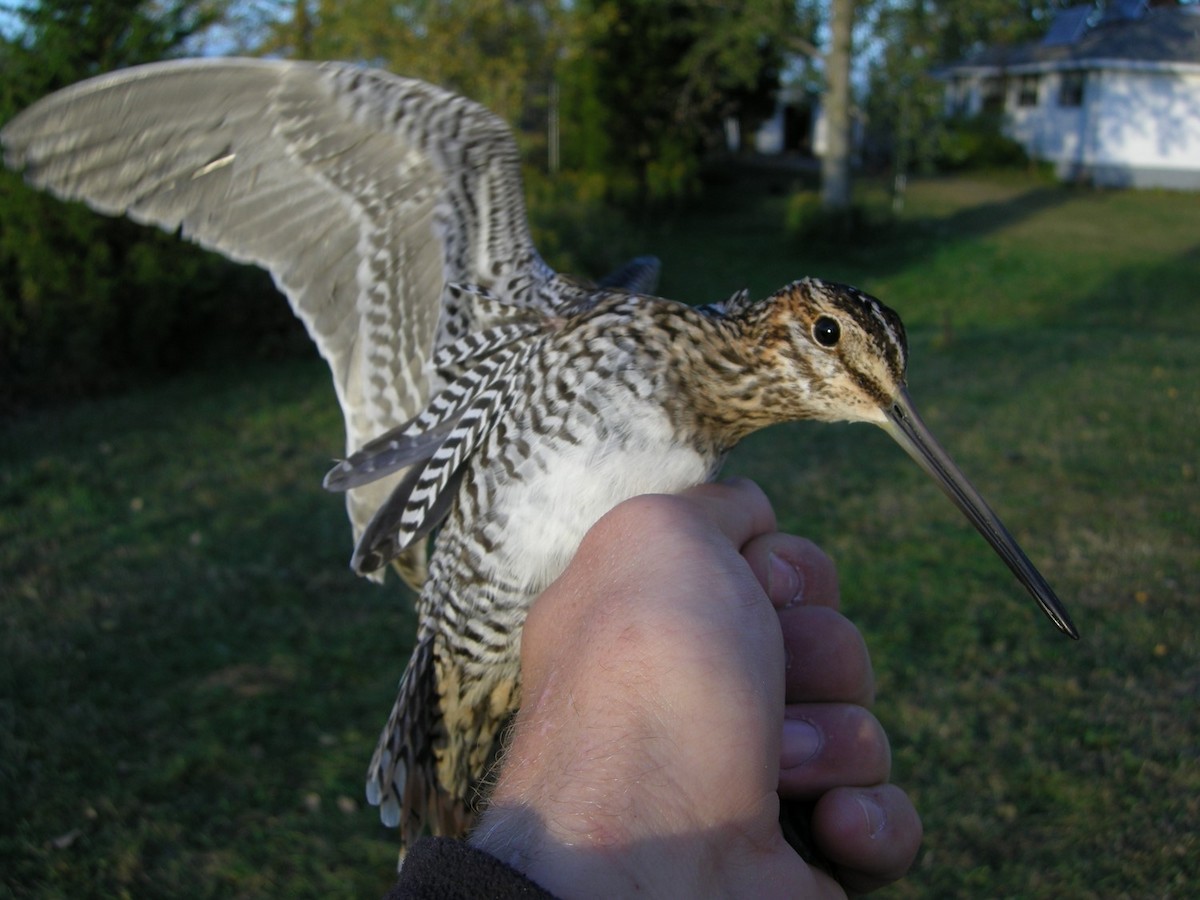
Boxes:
[2,58,558,564]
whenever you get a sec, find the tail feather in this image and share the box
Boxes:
[366,631,479,853]
[368,598,525,858]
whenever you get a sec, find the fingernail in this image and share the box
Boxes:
[857,794,887,839]
[780,717,821,769]
[768,551,805,608]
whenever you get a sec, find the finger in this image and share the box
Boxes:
[811,784,923,893]
[778,704,891,799]
[679,477,777,549]
[779,606,874,706]
[741,534,840,610]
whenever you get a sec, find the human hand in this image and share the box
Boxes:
[470,479,921,898]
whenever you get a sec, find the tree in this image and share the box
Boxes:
[0,0,283,407]
[563,0,797,201]
[256,1,798,202]
[259,0,568,133]
[864,0,1081,178]
[821,0,855,212]
[2,0,226,89]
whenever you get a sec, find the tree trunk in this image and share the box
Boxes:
[294,0,314,58]
[821,0,854,213]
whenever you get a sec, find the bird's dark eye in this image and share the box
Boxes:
[813,316,841,347]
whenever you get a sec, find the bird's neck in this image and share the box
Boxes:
[635,298,797,454]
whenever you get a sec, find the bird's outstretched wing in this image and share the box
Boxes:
[1,57,571,582]
[4,60,671,850]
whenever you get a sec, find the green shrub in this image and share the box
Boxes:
[784,189,891,243]
[936,114,1029,171]
[523,168,645,279]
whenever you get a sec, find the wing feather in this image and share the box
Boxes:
[1,57,558,575]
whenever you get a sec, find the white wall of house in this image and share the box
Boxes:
[1083,68,1200,186]
[953,65,1200,189]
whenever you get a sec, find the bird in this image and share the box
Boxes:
[2,57,1078,858]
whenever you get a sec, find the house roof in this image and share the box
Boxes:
[943,6,1200,75]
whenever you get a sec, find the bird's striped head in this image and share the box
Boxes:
[745,277,909,426]
[737,277,1077,638]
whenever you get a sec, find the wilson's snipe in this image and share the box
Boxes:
[2,58,1077,855]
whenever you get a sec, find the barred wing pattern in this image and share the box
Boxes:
[3,59,669,856]
[0,57,563,582]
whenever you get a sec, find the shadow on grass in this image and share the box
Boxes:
[1052,241,1200,331]
[903,184,1067,246]
[805,181,1074,280]
[648,166,1076,308]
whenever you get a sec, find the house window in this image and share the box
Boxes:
[1017,75,1040,107]
[981,77,1006,115]
[1059,71,1085,107]
[948,76,971,116]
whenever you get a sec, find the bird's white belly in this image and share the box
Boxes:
[486,412,713,596]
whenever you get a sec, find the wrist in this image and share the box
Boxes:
[468,797,741,899]
[467,689,720,896]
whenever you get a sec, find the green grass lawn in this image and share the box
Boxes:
[2,172,1197,897]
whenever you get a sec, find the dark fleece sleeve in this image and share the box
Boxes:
[384,836,558,900]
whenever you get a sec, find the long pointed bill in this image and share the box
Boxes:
[883,388,1079,639]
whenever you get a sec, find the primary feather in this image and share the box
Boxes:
[2,57,614,588]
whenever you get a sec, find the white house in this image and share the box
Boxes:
[940,2,1200,189]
